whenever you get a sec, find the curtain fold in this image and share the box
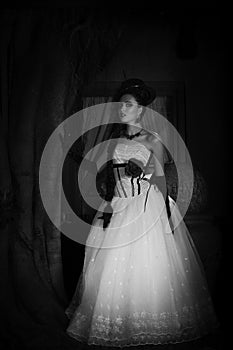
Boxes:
[0,9,124,347]
[81,97,112,171]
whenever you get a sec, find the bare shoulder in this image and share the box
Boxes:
[143,131,162,148]
[146,131,161,143]
[137,130,162,153]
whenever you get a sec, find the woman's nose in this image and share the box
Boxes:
[121,103,125,112]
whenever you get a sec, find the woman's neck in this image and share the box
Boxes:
[127,123,142,135]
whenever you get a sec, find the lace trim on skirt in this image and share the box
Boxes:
[66,305,218,347]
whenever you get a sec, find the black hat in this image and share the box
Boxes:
[115,78,156,106]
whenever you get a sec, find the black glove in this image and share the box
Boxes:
[68,150,97,174]
[149,173,174,234]
[98,202,113,230]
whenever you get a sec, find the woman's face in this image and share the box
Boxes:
[118,94,142,124]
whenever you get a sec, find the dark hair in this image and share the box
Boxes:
[113,78,156,107]
[113,88,147,106]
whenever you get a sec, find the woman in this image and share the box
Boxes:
[65,79,218,347]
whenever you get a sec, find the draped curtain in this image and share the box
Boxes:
[0,9,123,348]
[81,96,112,169]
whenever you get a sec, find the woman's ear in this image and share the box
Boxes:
[138,106,143,117]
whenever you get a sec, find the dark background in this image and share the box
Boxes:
[0,2,229,349]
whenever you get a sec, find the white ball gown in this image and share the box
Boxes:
[65,139,218,347]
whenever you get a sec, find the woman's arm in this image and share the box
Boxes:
[147,136,166,196]
[149,135,164,176]
[147,137,173,235]
[148,134,172,224]
[146,134,169,200]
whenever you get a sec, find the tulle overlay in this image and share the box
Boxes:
[65,185,218,347]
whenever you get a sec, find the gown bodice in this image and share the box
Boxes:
[113,140,151,166]
[112,140,152,198]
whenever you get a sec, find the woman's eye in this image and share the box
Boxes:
[125,103,132,107]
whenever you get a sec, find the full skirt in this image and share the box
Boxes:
[65,186,218,347]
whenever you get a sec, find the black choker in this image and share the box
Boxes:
[125,130,143,140]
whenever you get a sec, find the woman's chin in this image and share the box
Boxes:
[119,118,127,123]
